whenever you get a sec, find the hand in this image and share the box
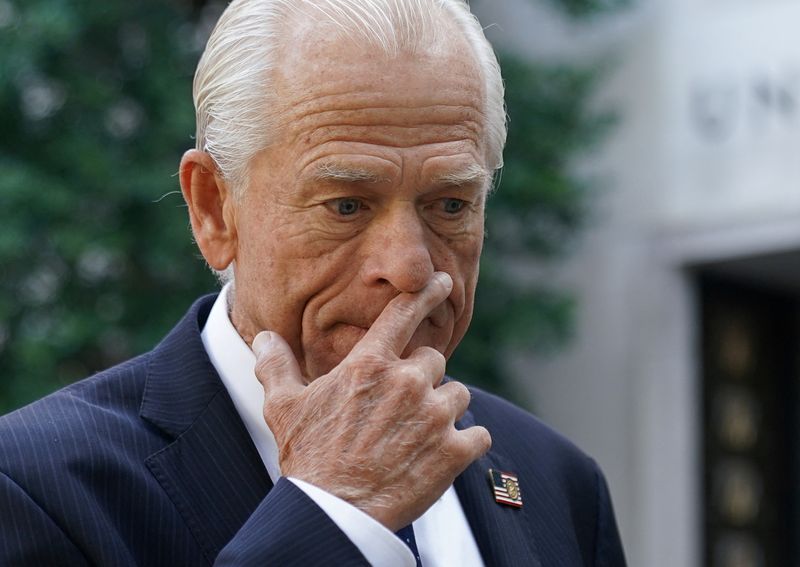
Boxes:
[252,272,492,531]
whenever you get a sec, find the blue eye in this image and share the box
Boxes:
[442,198,466,214]
[335,198,362,216]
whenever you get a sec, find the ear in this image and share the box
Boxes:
[179,150,238,271]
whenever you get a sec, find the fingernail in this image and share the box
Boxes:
[252,331,273,357]
[435,272,453,290]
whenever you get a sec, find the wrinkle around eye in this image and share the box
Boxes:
[323,197,371,220]
[422,200,482,238]
[335,197,364,215]
[441,198,467,215]
[423,197,471,218]
[294,222,368,247]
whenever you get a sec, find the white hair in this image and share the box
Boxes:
[192,0,507,282]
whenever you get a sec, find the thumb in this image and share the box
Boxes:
[252,331,305,396]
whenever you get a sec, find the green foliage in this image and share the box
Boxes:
[0,0,217,413]
[544,0,630,19]
[447,53,614,397]
[0,0,615,412]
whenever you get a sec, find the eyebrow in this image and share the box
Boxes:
[311,162,389,184]
[310,161,492,190]
[433,163,492,188]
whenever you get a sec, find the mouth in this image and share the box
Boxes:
[319,306,455,369]
[332,313,448,357]
[338,312,446,339]
[317,295,455,364]
[339,299,450,331]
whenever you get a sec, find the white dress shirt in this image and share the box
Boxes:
[201,284,484,566]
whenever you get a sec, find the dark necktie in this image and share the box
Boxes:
[395,524,422,567]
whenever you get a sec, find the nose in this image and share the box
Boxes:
[360,205,435,293]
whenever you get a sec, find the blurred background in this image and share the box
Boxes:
[2,0,799,565]
[475,0,800,566]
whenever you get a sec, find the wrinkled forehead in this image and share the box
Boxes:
[270,20,486,138]
[275,46,486,167]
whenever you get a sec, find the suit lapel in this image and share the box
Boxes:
[455,408,542,567]
[140,295,271,564]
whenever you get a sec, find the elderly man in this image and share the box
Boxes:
[0,0,625,565]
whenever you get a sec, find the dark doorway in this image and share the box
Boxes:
[699,273,800,567]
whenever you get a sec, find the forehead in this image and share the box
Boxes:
[275,17,483,98]
[267,22,488,162]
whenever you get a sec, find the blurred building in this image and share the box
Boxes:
[474,0,800,565]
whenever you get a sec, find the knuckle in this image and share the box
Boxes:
[347,351,390,381]
[441,433,469,462]
[446,426,492,463]
[254,352,285,381]
[394,364,427,398]
[420,346,446,372]
[409,346,446,383]
[475,426,492,453]
[448,381,471,405]
[428,402,451,429]
[478,426,492,453]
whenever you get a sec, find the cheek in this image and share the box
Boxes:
[237,205,343,277]
[438,230,482,295]
[441,211,483,263]
[440,233,482,356]
[231,209,338,347]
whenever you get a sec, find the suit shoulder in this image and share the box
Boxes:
[0,352,160,475]
[2,351,151,422]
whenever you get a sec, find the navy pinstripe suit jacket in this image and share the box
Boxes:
[0,295,626,566]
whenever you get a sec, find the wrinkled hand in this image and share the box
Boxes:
[252,272,491,531]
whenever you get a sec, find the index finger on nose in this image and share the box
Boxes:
[355,272,453,357]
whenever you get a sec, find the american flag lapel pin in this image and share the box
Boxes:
[489,468,523,508]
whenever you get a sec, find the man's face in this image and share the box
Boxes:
[228,28,489,380]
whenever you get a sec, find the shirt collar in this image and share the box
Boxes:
[200,283,282,483]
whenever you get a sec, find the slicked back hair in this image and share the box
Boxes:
[193,0,507,196]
